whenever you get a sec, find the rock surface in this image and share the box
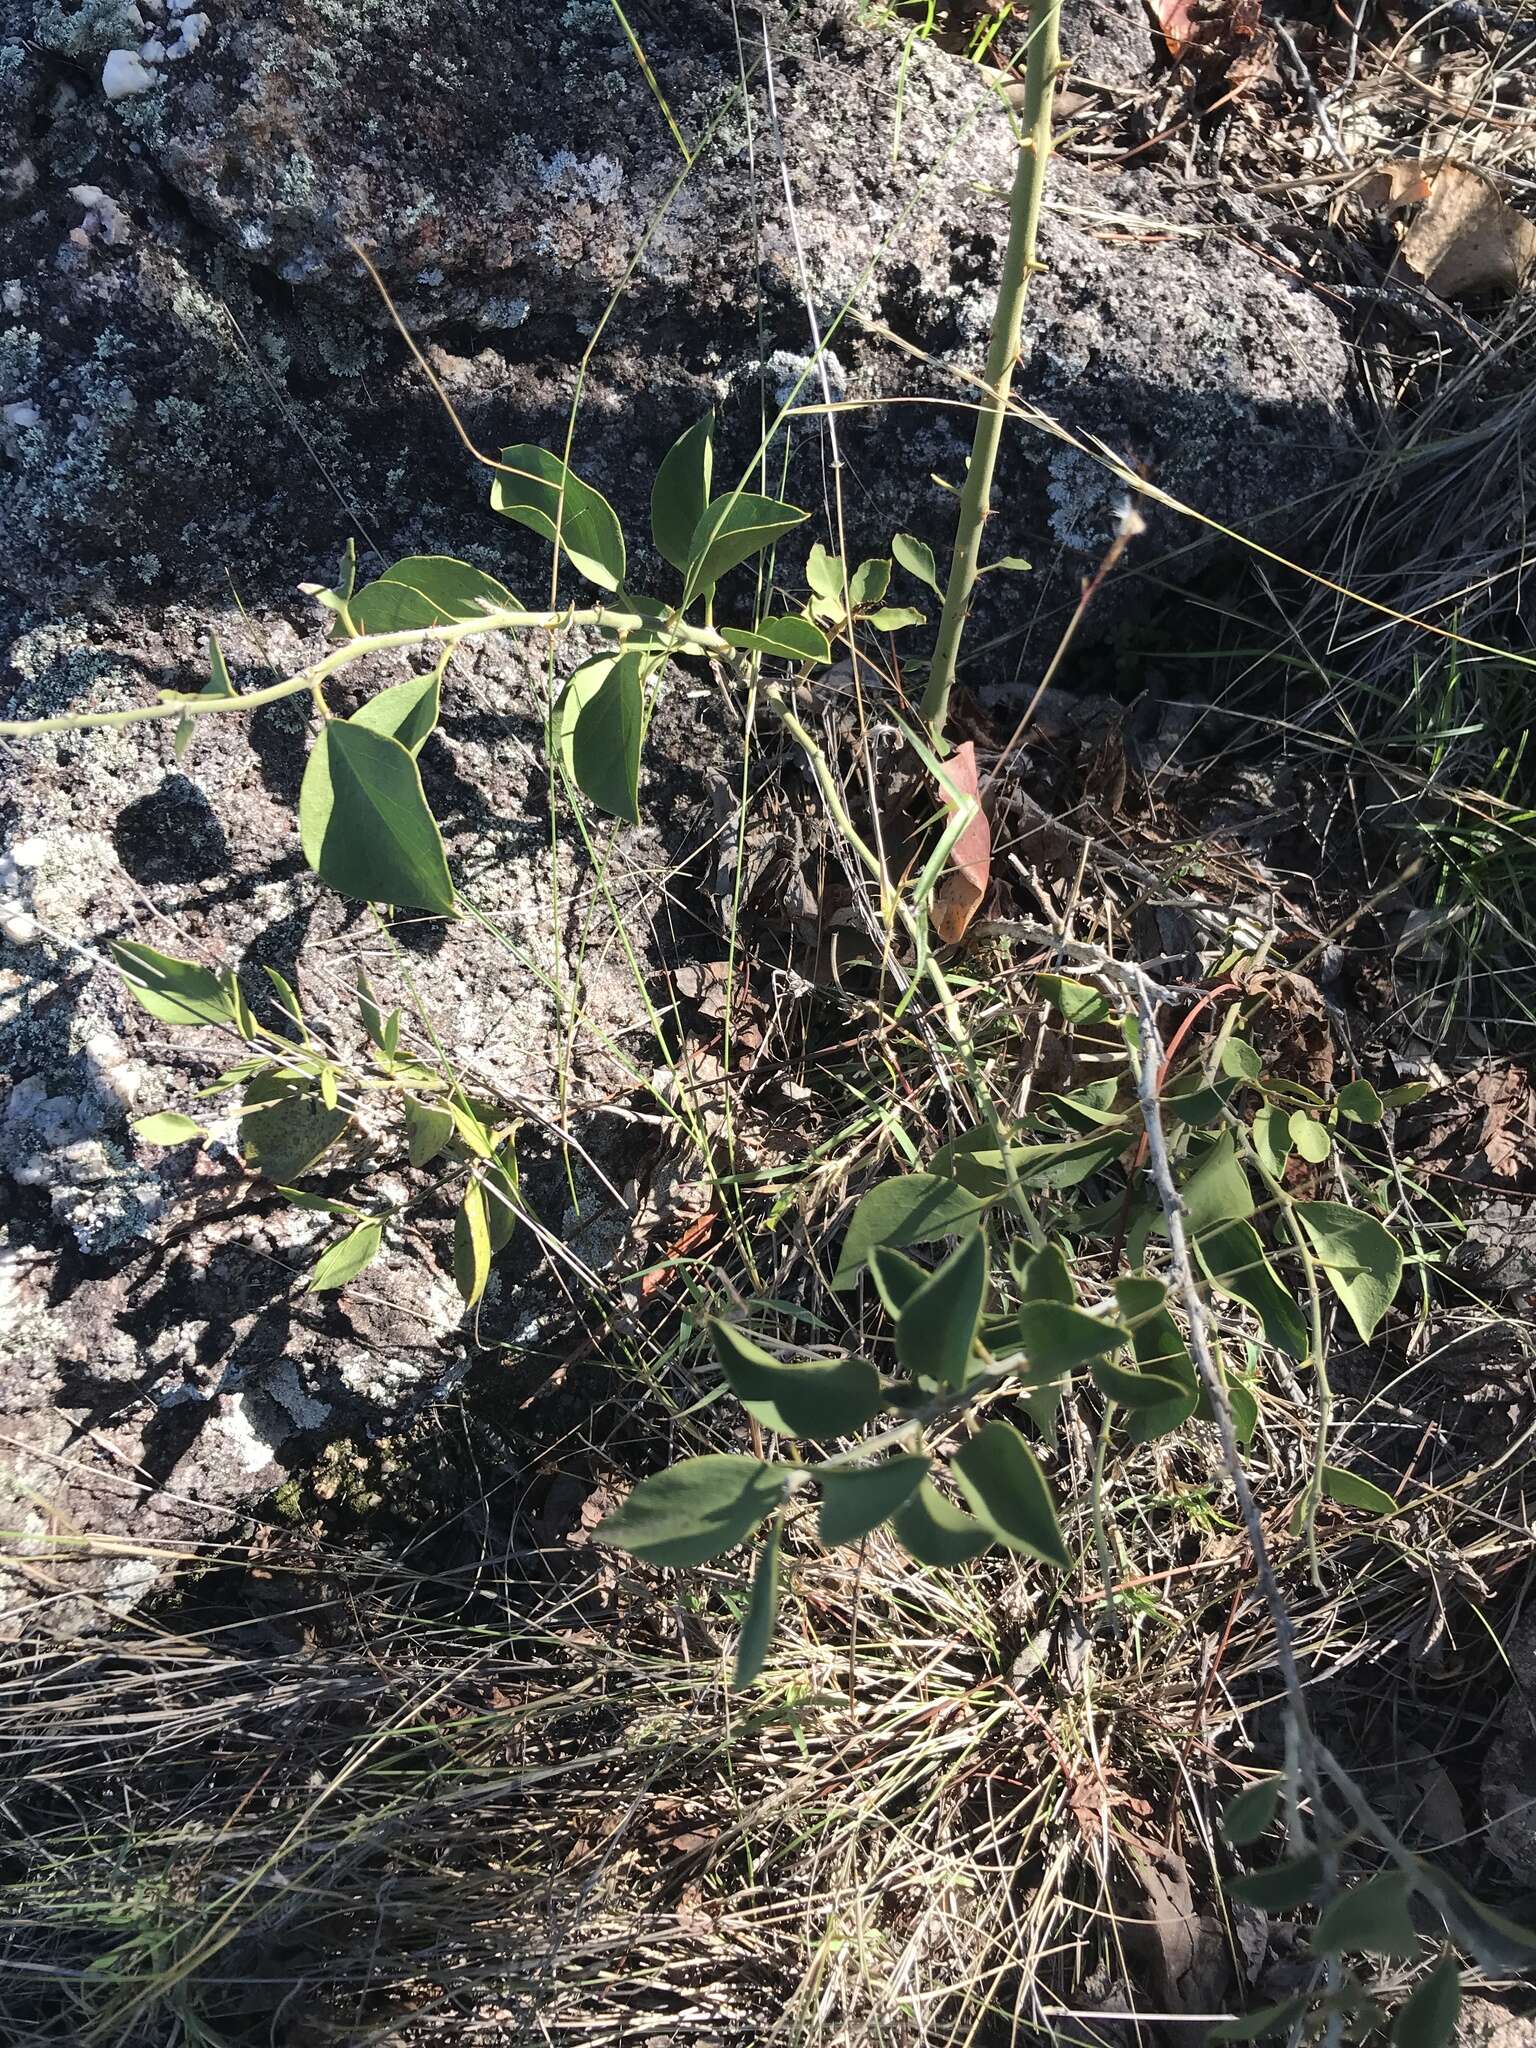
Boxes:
[1,0,1358,1632]
[1484,1603,1536,1885]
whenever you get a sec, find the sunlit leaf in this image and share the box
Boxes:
[1291,1112,1332,1163]
[1196,1219,1308,1361]
[722,615,832,664]
[131,1110,206,1146]
[651,411,714,573]
[112,939,236,1030]
[349,667,443,756]
[685,491,808,596]
[891,532,939,592]
[491,444,625,591]
[1296,1201,1404,1342]
[599,1455,785,1565]
[1337,1078,1385,1125]
[1016,1301,1130,1373]
[299,721,455,916]
[818,1457,929,1545]
[403,1094,454,1169]
[569,647,645,825]
[453,1178,492,1308]
[951,1423,1070,1568]
[710,1320,883,1438]
[1320,1463,1398,1515]
[831,1174,987,1289]
[307,1217,384,1293]
[895,1226,987,1390]
[348,556,518,634]
[849,557,890,607]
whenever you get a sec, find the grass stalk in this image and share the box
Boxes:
[920,0,1063,741]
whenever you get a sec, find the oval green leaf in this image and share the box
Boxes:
[598,1455,785,1566]
[112,939,236,1030]
[721,615,832,664]
[1392,1956,1461,2048]
[453,1178,492,1308]
[569,647,644,825]
[1337,1077,1385,1125]
[1196,1219,1309,1362]
[349,668,442,755]
[889,1478,990,1565]
[307,1217,384,1294]
[818,1456,929,1546]
[1320,1463,1398,1515]
[240,1082,350,1182]
[1091,1355,1189,1412]
[403,1094,455,1169]
[1016,1301,1131,1374]
[651,411,714,573]
[348,555,518,634]
[131,1111,207,1146]
[831,1173,987,1290]
[490,444,625,592]
[867,1244,928,1320]
[895,1227,987,1391]
[299,720,455,916]
[1227,1852,1326,1911]
[709,1320,883,1439]
[1296,1201,1404,1342]
[684,491,809,597]
[1313,1870,1420,1959]
[892,531,939,592]
[951,1422,1070,1568]
[1222,1777,1283,1847]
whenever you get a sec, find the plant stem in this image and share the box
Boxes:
[921,0,1062,742]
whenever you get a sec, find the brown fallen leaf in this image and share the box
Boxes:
[1357,158,1434,213]
[932,740,992,945]
[1401,161,1536,299]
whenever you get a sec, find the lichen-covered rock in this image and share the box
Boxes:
[2,0,1353,630]
[1483,1604,1536,1884]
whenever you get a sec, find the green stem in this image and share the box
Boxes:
[921,0,1062,741]
[0,607,728,740]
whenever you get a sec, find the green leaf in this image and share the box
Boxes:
[265,967,305,1025]
[1380,1081,1431,1109]
[1393,1957,1461,2048]
[818,1457,929,1546]
[299,721,455,916]
[453,1178,492,1308]
[1222,1777,1283,1846]
[112,940,236,1030]
[307,1217,384,1293]
[831,1174,987,1289]
[849,558,891,607]
[1016,1242,1076,1304]
[1113,1276,1199,1441]
[1314,1870,1420,1959]
[892,532,939,592]
[864,606,927,632]
[980,554,1032,575]
[1337,1078,1385,1125]
[569,647,644,825]
[1227,1852,1326,1911]
[684,491,809,596]
[491,444,626,592]
[131,1111,206,1146]
[1091,1355,1189,1412]
[1196,1220,1308,1361]
[951,1423,1070,1568]
[734,1521,782,1686]
[348,555,519,634]
[1016,1302,1130,1374]
[240,1083,350,1182]
[889,1478,990,1565]
[1320,1464,1398,1515]
[895,1227,987,1391]
[349,668,442,756]
[1038,974,1112,1026]
[1422,1873,1536,1975]
[483,1150,520,1253]
[1221,1037,1264,1082]
[721,615,832,664]
[805,542,844,602]
[1291,1112,1332,1163]
[403,1094,455,1169]
[651,411,714,573]
[1174,1131,1255,1238]
[867,1245,929,1320]
[599,1455,785,1566]
[299,537,356,636]
[173,632,237,762]
[1252,1103,1294,1179]
[709,1320,883,1438]
[1296,1201,1404,1342]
